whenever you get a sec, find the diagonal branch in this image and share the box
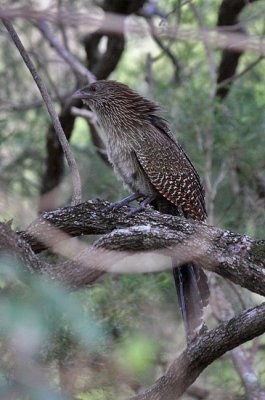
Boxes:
[211,279,263,398]
[128,301,265,400]
[1,18,82,206]
[37,20,96,83]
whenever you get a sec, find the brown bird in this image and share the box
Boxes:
[73,80,209,341]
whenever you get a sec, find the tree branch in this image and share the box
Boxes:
[128,301,265,400]
[15,199,265,297]
[2,207,265,398]
[210,279,264,398]
[1,18,82,206]
[37,20,96,83]
[215,0,259,99]
[0,221,103,287]
[5,214,265,399]
[147,18,181,83]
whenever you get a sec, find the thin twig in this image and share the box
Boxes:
[1,18,82,205]
[210,280,262,398]
[71,106,97,124]
[145,53,155,94]
[147,18,181,81]
[37,19,95,83]
[57,0,70,50]
[217,55,264,89]
[211,159,228,202]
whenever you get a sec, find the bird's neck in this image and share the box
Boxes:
[94,106,149,147]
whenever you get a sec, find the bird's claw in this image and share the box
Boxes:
[126,195,157,217]
[105,194,156,216]
[105,193,142,212]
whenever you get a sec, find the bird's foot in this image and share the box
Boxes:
[106,193,142,212]
[127,195,157,216]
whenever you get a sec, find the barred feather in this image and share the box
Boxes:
[74,80,209,341]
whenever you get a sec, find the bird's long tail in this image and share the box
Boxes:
[173,263,209,341]
[155,197,209,342]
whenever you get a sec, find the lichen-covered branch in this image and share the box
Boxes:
[16,199,265,297]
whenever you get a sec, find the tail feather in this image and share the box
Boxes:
[173,263,209,341]
[153,196,209,342]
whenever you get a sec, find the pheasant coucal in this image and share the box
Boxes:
[73,80,209,342]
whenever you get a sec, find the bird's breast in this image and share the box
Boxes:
[106,135,155,196]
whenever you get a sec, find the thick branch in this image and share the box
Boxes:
[2,220,265,398]
[6,211,265,398]
[17,199,265,296]
[211,280,264,398]
[0,221,103,287]
[128,302,265,400]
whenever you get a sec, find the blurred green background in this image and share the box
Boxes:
[0,0,265,398]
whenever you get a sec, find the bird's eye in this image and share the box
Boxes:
[90,85,96,92]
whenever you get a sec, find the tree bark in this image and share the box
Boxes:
[216,0,259,99]
[1,198,265,399]
[14,199,265,297]
[128,302,265,400]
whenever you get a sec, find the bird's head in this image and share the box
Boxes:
[73,80,160,118]
[73,80,128,110]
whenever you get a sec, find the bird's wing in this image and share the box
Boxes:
[135,119,206,221]
[150,115,205,192]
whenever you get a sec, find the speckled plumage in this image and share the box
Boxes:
[73,80,209,341]
[75,80,206,221]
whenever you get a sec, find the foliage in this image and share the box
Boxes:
[0,0,265,398]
